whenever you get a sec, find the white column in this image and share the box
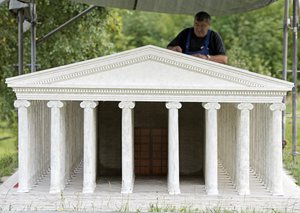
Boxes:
[269,103,285,196]
[166,101,182,195]
[119,101,135,193]
[235,103,253,195]
[14,100,31,192]
[47,101,66,194]
[202,102,220,195]
[80,101,99,193]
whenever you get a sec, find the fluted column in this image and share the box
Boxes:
[80,101,99,193]
[119,101,135,193]
[269,103,285,195]
[47,101,66,194]
[202,102,220,195]
[235,103,253,195]
[166,102,182,195]
[14,100,31,192]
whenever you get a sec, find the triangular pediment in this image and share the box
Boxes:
[40,60,261,90]
[6,45,293,92]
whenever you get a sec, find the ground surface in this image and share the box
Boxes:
[0,163,299,212]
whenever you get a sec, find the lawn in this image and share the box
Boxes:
[0,121,17,180]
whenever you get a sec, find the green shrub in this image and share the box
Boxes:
[0,153,18,180]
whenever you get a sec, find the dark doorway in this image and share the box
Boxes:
[134,128,168,176]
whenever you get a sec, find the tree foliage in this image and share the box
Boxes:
[0,0,124,124]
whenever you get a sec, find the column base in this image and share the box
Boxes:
[168,188,181,195]
[238,189,250,195]
[17,188,30,193]
[49,187,63,194]
[121,186,133,194]
[272,191,284,196]
[83,185,96,194]
[206,188,219,195]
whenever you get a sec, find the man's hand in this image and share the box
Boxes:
[167,46,182,53]
[191,54,228,64]
[191,53,208,59]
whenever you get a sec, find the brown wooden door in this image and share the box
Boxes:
[134,128,168,176]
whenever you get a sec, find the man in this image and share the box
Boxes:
[167,11,228,64]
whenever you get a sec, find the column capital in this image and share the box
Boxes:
[202,102,220,110]
[80,101,99,109]
[236,103,254,111]
[270,103,286,111]
[47,100,65,108]
[166,102,182,109]
[14,100,30,108]
[118,101,135,109]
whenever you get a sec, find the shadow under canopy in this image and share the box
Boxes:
[71,0,276,16]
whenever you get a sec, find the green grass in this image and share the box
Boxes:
[0,121,17,155]
[283,95,300,185]
[0,121,17,181]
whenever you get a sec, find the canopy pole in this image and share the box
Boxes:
[292,0,298,163]
[282,0,289,141]
[37,5,97,44]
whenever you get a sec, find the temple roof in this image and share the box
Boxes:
[6,45,293,103]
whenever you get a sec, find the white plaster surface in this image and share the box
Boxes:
[47,101,66,194]
[14,100,31,193]
[166,102,182,195]
[4,45,296,210]
[269,103,286,195]
[236,103,253,195]
[80,101,98,193]
[119,101,135,194]
[6,46,293,103]
[202,102,220,195]
[0,164,299,212]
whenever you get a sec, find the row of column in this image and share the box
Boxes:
[14,99,285,195]
[218,103,285,195]
[235,103,285,195]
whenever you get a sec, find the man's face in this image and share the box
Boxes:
[193,20,210,38]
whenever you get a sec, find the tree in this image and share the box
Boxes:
[0,0,125,124]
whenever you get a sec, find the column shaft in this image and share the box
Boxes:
[14,100,31,192]
[236,103,253,195]
[166,102,181,195]
[119,101,135,193]
[270,103,285,195]
[80,101,98,193]
[47,101,66,193]
[202,102,220,195]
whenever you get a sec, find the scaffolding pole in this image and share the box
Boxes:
[292,0,298,162]
[17,8,24,75]
[282,0,289,141]
[30,0,36,72]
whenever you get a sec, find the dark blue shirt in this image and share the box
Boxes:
[167,28,226,55]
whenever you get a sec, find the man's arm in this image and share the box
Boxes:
[211,32,227,64]
[167,29,187,53]
[192,54,228,64]
[208,54,228,64]
[167,46,182,52]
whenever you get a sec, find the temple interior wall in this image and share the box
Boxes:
[98,102,205,177]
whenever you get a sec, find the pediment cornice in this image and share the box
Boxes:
[33,54,264,88]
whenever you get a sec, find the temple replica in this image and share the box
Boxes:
[6,45,294,198]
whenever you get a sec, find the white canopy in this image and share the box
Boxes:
[71,0,276,16]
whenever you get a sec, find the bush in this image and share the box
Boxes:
[0,153,18,180]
